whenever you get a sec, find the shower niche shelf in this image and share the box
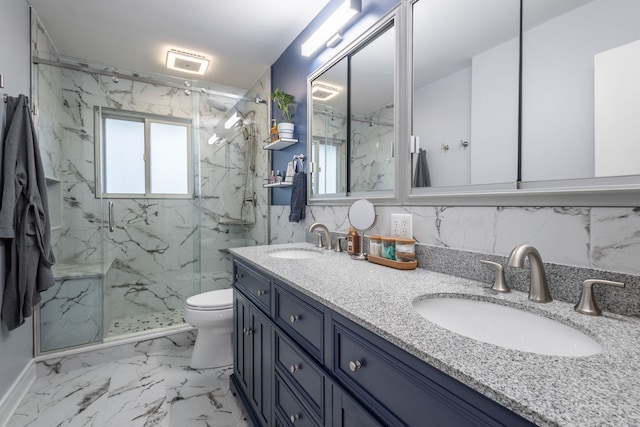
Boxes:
[263,181,293,188]
[262,136,298,151]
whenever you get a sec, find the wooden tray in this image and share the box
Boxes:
[367,255,417,270]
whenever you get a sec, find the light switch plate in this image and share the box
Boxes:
[391,214,413,238]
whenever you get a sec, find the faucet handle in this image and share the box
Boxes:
[315,233,323,248]
[575,279,625,316]
[336,237,346,253]
[480,260,510,293]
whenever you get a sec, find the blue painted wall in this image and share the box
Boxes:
[270,0,399,205]
[0,0,35,403]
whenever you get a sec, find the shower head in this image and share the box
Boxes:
[206,97,228,112]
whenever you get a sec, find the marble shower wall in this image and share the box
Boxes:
[271,204,640,277]
[311,103,394,194]
[32,14,65,260]
[198,70,270,293]
[351,105,395,192]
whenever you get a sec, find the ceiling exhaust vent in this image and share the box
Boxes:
[166,49,210,75]
[312,83,341,101]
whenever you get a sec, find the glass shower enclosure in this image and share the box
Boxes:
[31,49,269,354]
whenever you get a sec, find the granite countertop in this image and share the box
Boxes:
[230,243,640,427]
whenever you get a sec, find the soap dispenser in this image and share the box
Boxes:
[347,227,360,255]
[270,119,279,142]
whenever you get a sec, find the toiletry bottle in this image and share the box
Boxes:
[269,170,275,184]
[276,170,282,183]
[347,227,360,255]
[270,119,279,142]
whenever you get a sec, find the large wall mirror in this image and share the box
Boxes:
[309,0,640,206]
[410,0,520,191]
[309,12,397,201]
[521,0,640,184]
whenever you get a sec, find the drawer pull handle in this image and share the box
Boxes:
[290,315,299,323]
[257,289,266,296]
[235,273,243,280]
[244,328,253,335]
[289,364,300,373]
[290,414,300,423]
[349,360,362,372]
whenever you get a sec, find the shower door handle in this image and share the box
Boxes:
[108,201,114,232]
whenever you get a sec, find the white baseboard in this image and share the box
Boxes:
[0,361,35,427]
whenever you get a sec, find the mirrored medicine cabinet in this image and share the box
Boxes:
[308,0,640,206]
[308,9,398,203]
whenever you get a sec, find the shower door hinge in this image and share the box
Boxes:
[410,135,420,153]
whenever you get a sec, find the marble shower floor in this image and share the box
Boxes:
[8,345,250,427]
[106,309,187,338]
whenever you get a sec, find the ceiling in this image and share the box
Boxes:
[28,0,330,91]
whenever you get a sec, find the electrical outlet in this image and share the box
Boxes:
[399,214,412,238]
[391,214,401,236]
[391,214,413,238]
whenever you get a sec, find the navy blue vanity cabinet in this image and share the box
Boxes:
[274,330,327,422]
[231,260,273,427]
[332,313,536,427]
[234,260,271,312]
[274,283,326,362]
[230,256,535,427]
[332,382,384,427]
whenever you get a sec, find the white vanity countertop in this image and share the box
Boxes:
[230,243,640,427]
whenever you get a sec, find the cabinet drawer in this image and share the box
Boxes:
[234,261,271,312]
[333,319,527,427]
[275,331,325,420]
[274,373,320,427]
[275,285,324,360]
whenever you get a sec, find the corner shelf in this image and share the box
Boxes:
[262,137,298,151]
[263,181,293,188]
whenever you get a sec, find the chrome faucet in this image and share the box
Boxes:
[308,223,333,250]
[507,244,552,303]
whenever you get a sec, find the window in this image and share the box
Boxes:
[97,109,192,198]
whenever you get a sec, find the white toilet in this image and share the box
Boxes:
[184,288,234,369]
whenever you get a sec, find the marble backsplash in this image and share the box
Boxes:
[270,204,640,317]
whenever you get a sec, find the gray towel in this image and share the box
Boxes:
[413,148,431,187]
[289,162,306,222]
[1,95,56,331]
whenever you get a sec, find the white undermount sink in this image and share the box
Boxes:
[268,248,324,259]
[413,297,602,357]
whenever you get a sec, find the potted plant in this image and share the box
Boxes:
[271,87,295,139]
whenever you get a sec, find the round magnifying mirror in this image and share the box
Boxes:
[348,199,376,260]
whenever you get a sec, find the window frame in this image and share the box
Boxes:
[95,107,193,199]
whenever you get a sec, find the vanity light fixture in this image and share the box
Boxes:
[301,0,361,57]
[166,49,210,75]
[326,32,343,48]
[224,112,242,129]
[312,83,341,101]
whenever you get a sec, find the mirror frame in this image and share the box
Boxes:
[309,0,640,207]
[307,5,404,206]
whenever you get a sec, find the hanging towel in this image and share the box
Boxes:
[288,159,306,223]
[413,148,431,187]
[0,95,56,331]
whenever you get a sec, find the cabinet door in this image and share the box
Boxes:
[233,291,252,393]
[332,385,383,427]
[233,290,272,427]
[250,305,272,426]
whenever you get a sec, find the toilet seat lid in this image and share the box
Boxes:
[186,288,233,310]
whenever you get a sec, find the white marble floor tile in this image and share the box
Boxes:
[9,340,249,427]
[8,364,111,427]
